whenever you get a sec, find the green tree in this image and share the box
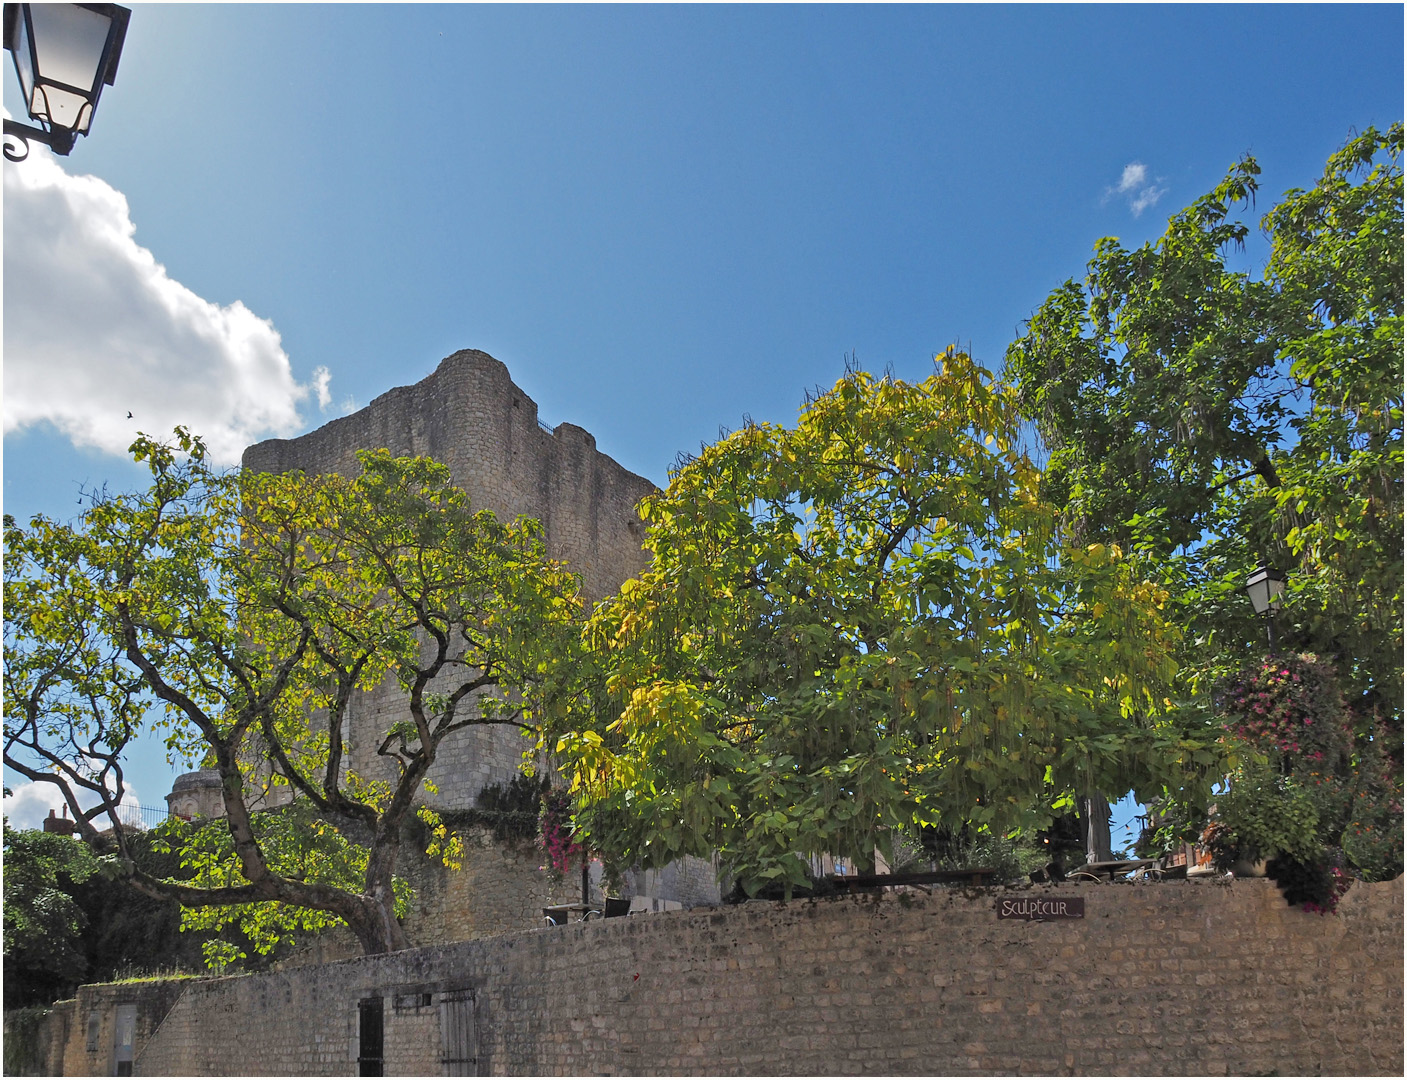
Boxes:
[2,821,98,1007]
[1007,126,1403,880]
[552,352,1218,898]
[4,431,582,959]
[2,820,253,1007]
[1007,125,1402,738]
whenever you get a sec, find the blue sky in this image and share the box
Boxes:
[4,3,1402,837]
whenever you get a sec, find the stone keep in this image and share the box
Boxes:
[241,349,656,813]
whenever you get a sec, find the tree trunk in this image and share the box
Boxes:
[1081,794,1113,863]
[342,891,409,955]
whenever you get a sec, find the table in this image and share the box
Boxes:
[543,903,600,926]
[1065,858,1158,882]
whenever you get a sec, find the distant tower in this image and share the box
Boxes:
[166,769,225,821]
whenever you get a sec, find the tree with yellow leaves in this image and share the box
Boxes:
[552,351,1219,897]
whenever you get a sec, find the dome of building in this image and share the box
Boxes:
[165,769,224,821]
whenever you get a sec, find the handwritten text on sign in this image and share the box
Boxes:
[996,896,1085,920]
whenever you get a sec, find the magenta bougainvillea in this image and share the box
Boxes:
[1302,864,1354,916]
[539,787,585,876]
[1218,653,1352,766]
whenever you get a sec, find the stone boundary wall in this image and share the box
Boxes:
[47,876,1404,1076]
[4,1003,72,1076]
[38,979,187,1078]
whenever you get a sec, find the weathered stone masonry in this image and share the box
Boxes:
[242,348,653,604]
[239,349,724,932]
[39,877,1405,1076]
[242,349,658,812]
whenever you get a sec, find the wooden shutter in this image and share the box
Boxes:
[439,990,476,1076]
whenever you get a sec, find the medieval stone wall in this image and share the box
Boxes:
[43,876,1404,1077]
[399,828,582,948]
[240,349,657,814]
[38,980,186,1078]
[242,349,654,604]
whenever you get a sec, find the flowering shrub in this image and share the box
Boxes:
[1340,722,1405,882]
[1210,656,1404,904]
[1302,865,1354,916]
[1199,819,1237,868]
[539,786,585,877]
[1217,654,1351,767]
[1267,849,1352,914]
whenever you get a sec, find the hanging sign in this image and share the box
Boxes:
[996,896,1085,920]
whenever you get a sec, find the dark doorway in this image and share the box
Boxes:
[358,997,384,1076]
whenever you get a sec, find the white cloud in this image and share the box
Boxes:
[1116,162,1149,193]
[1106,160,1168,218]
[2,777,142,831]
[311,365,333,411]
[2,138,331,465]
[2,780,61,830]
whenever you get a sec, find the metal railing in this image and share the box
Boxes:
[114,804,170,830]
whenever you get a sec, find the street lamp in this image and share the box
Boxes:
[2,2,129,161]
[1245,565,1286,649]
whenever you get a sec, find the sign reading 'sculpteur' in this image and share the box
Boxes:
[996,896,1085,920]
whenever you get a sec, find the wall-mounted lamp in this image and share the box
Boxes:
[3,3,130,161]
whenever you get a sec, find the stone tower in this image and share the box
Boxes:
[241,349,657,810]
[165,769,224,821]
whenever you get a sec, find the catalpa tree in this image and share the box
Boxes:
[3,431,582,959]
[1006,125,1402,881]
[1007,125,1402,732]
[551,351,1220,897]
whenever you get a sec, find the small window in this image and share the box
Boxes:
[86,1011,101,1053]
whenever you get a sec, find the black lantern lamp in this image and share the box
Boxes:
[3,3,130,161]
[1245,565,1286,649]
[1245,565,1286,615]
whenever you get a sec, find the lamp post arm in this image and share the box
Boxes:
[1207,456,1281,497]
[3,117,75,159]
